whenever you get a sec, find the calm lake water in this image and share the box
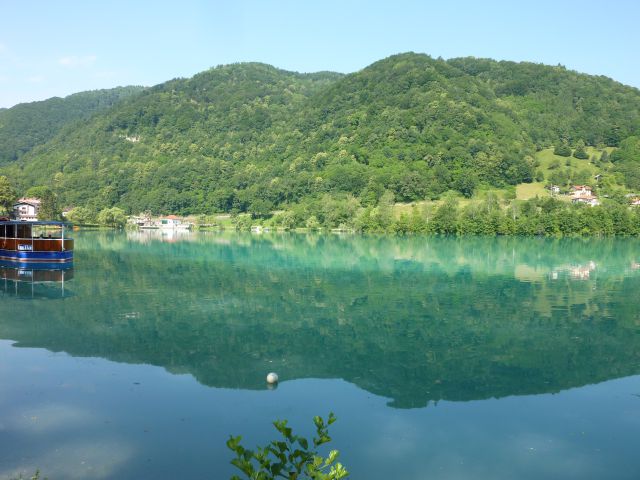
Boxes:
[1,231,640,479]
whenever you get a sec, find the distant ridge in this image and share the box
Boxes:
[0,86,144,165]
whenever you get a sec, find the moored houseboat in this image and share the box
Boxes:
[0,221,73,264]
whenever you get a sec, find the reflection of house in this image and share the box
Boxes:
[550,261,597,281]
[127,229,193,244]
[12,198,41,221]
[570,185,599,206]
[570,261,596,280]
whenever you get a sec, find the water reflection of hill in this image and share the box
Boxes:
[0,233,639,408]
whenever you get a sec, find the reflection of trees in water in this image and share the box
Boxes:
[0,233,639,408]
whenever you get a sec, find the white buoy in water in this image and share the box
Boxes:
[266,372,279,384]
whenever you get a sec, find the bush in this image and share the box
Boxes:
[233,214,253,231]
[227,413,348,480]
[573,140,589,159]
[66,206,96,225]
[553,143,572,157]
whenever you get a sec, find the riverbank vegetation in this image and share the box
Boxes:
[231,194,640,236]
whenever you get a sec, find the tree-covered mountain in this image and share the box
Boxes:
[0,86,144,165]
[1,53,639,216]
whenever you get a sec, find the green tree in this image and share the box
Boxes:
[233,214,253,231]
[554,142,572,157]
[25,185,60,220]
[0,175,16,213]
[454,173,478,198]
[305,215,320,230]
[97,207,127,228]
[66,206,96,225]
[549,168,570,187]
[573,168,592,185]
[573,140,589,159]
[430,197,459,234]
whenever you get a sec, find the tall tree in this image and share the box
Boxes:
[25,185,60,220]
[0,176,16,214]
[573,140,589,159]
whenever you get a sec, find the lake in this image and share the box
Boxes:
[1,231,639,479]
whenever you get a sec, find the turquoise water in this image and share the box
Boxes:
[1,231,639,479]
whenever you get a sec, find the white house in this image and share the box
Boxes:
[159,215,191,230]
[571,196,600,207]
[570,185,599,207]
[571,185,592,197]
[12,198,41,221]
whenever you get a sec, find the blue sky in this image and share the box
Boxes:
[1,0,639,108]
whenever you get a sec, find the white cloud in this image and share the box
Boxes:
[58,55,97,67]
[0,439,134,480]
[6,404,95,434]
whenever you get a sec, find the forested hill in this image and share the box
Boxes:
[2,53,640,216]
[0,86,144,165]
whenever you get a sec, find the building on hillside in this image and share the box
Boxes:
[571,195,600,207]
[12,198,41,221]
[570,185,599,207]
[571,185,593,197]
[631,198,640,207]
[548,185,560,195]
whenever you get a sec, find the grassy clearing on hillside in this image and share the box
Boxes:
[536,148,598,177]
[516,182,549,200]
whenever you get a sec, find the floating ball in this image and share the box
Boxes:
[266,372,279,384]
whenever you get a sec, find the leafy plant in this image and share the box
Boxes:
[227,413,348,480]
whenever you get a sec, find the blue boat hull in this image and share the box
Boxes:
[0,249,73,264]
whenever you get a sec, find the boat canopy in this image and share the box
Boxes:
[0,221,73,239]
[0,221,72,227]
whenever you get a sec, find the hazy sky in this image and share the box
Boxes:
[1,0,639,108]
